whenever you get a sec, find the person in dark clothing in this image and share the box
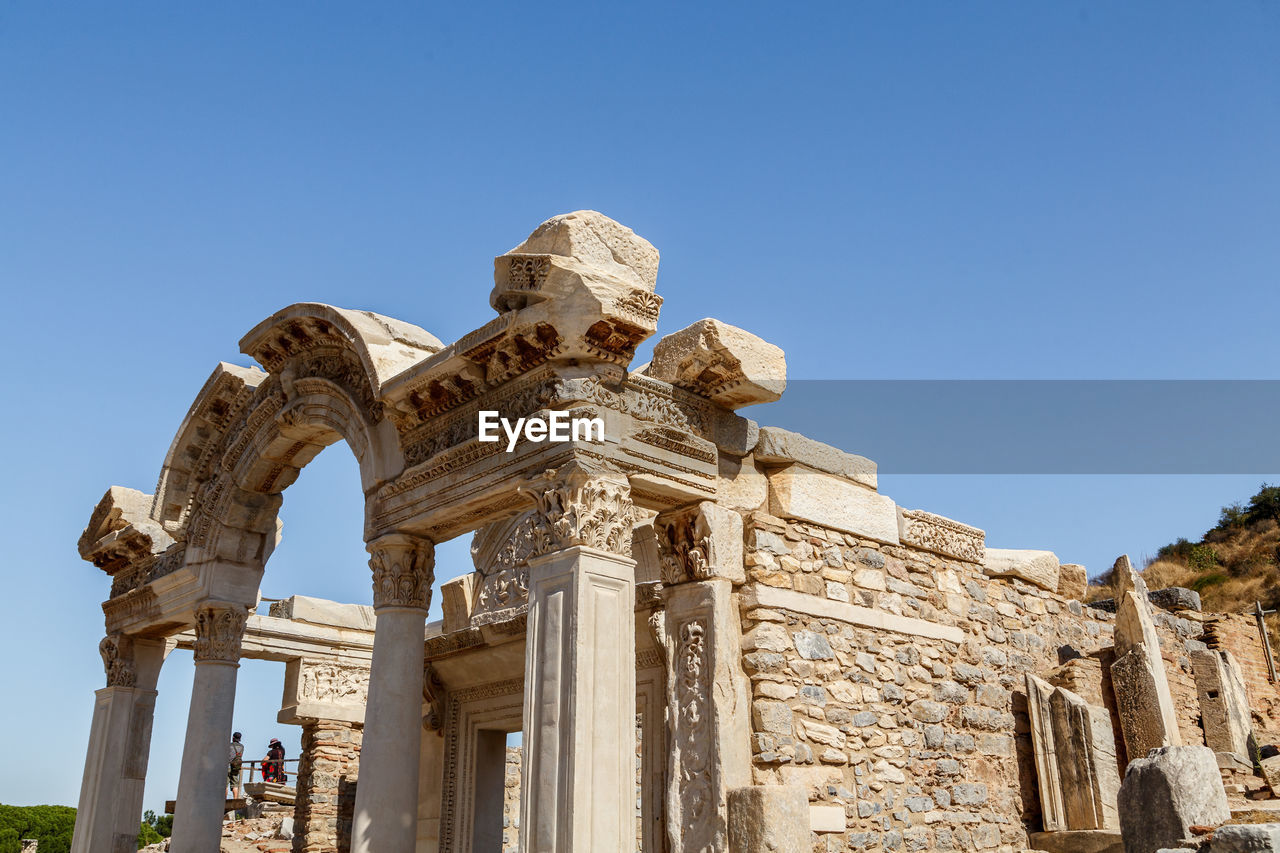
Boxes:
[262,738,287,784]
[228,731,244,797]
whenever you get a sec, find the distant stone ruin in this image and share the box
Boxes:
[71,211,1280,853]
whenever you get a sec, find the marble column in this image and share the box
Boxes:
[518,463,637,853]
[351,533,435,853]
[71,635,170,853]
[171,603,248,853]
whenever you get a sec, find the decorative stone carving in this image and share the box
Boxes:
[656,501,745,585]
[99,634,137,688]
[675,618,714,842]
[367,532,435,610]
[470,512,538,618]
[1026,673,1120,832]
[298,662,369,704]
[897,508,986,564]
[521,462,634,557]
[647,319,786,410]
[192,604,248,664]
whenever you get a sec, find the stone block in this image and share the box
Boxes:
[1028,830,1123,853]
[1211,823,1280,852]
[1117,745,1229,853]
[439,574,477,634]
[984,549,1060,592]
[753,426,877,489]
[1026,673,1120,831]
[897,508,986,564]
[649,318,786,409]
[809,804,846,833]
[1190,649,1252,755]
[1058,564,1089,601]
[727,785,810,852]
[1112,590,1181,760]
[767,465,899,545]
[1148,587,1202,613]
[268,595,376,631]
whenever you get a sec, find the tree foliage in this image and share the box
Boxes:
[0,805,76,853]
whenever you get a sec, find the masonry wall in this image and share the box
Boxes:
[1205,612,1280,738]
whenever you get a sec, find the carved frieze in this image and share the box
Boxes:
[298,661,369,704]
[99,634,136,688]
[898,508,985,564]
[675,618,714,845]
[521,463,634,557]
[368,533,435,610]
[193,604,248,664]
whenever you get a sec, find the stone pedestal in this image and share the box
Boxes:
[71,636,168,853]
[293,719,363,853]
[351,534,434,853]
[520,545,636,853]
[662,579,752,852]
[172,604,249,853]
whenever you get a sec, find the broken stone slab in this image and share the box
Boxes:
[726,785,810,852]
[1259,754,1280,797]
[984,548,1060,592]
[1059,564,1089,601]
[767,464,899,545]
[1149,587,1202,613]
[1210,823,1280,853]
[752,426,877,489]
[1113,554,1150,602]
[647,319,786,410]
[1112,589,1182,760]
[498,209,658,293]
[1029,830,1124,853]
[1117,745,1230,853]
[1191,650,1253,756]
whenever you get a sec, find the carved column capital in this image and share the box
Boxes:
[99,633,137,687]
[368,532,435,610]
[520,461,635,558]
[193,603,248,664]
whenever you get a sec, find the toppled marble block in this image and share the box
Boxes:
[1148,587,1202,613]
[984,548,1060,592]
[1026,673,1120,832]
[1190,649,1253,756]
[753,426,877,489]
[648,319,786,409]
[1210,823,1280,853]
[1117,745,1229,853]
[1059,563,1089,600]
[726,785,809,852]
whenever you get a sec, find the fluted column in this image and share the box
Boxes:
[351,533,434,853]
[171,603,248,853]
[71,634,169,853]
[518,463,637,853]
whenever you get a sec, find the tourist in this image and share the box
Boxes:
[262,738,287,784]
[227,732,244,798]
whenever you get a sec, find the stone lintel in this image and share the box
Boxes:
[741,585,965,645]
[753,426,877,489]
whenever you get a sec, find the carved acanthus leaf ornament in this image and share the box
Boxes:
[193,604,248,664]
[99,633,137,687]
[521,463,634,557]
[368,533,435,610]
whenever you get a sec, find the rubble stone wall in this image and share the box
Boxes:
[293,720,362,853]
[1205,612,1280,737]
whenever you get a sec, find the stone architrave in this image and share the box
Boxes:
[1190,649,1253,755]
[1111,590,1181,762]
[518,463,637,853]
[1117,745,1229,853]
[1026,673,1120,832]
[70,636,170,853]
[984,549,1060,592]
[662,578,752,853]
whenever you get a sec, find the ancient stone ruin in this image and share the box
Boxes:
[71,211,1280,853]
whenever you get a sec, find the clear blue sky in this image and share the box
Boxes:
[2,1,1277,813]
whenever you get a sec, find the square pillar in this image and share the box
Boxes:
[71,636,169,853]
[293,718,363,853]
[518,463,637,853]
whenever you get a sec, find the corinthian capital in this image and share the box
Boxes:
[520,462,634,558]
[99,633,137,687]
[368,532,435,610]
[193,603,248,664]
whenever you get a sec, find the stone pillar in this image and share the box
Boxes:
[171,603,249,853]
[416,729,446,853]
[518,464,637,853]
[351,533,434,853]
[71,635,169,853]
[293,719,363,853]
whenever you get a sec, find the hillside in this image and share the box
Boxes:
[1088,483,1280,617]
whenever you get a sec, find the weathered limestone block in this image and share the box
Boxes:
[1211,824,1280,853]
[1059,563,1089,601]
[1190,649,1253,755]
[268,596,376,631]
[663,579,753,852]
[1149,587,1202,613]
[752,426,877,489]
[1117,745,1229,853]
[726,785,809,852]
[1262,754,1280,797]
[438,573,477,633]
[648,319,786,409]
[1028,830,1123,853]
[497,209,659,294]
[1112,554,1150,601]
[1026,673,1121,832]
[1112,590,1181,760]
[897,507,985,563]
[984,548,1060,592]
[767,465,898,545]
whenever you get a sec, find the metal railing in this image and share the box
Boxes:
[230,757,302,786]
